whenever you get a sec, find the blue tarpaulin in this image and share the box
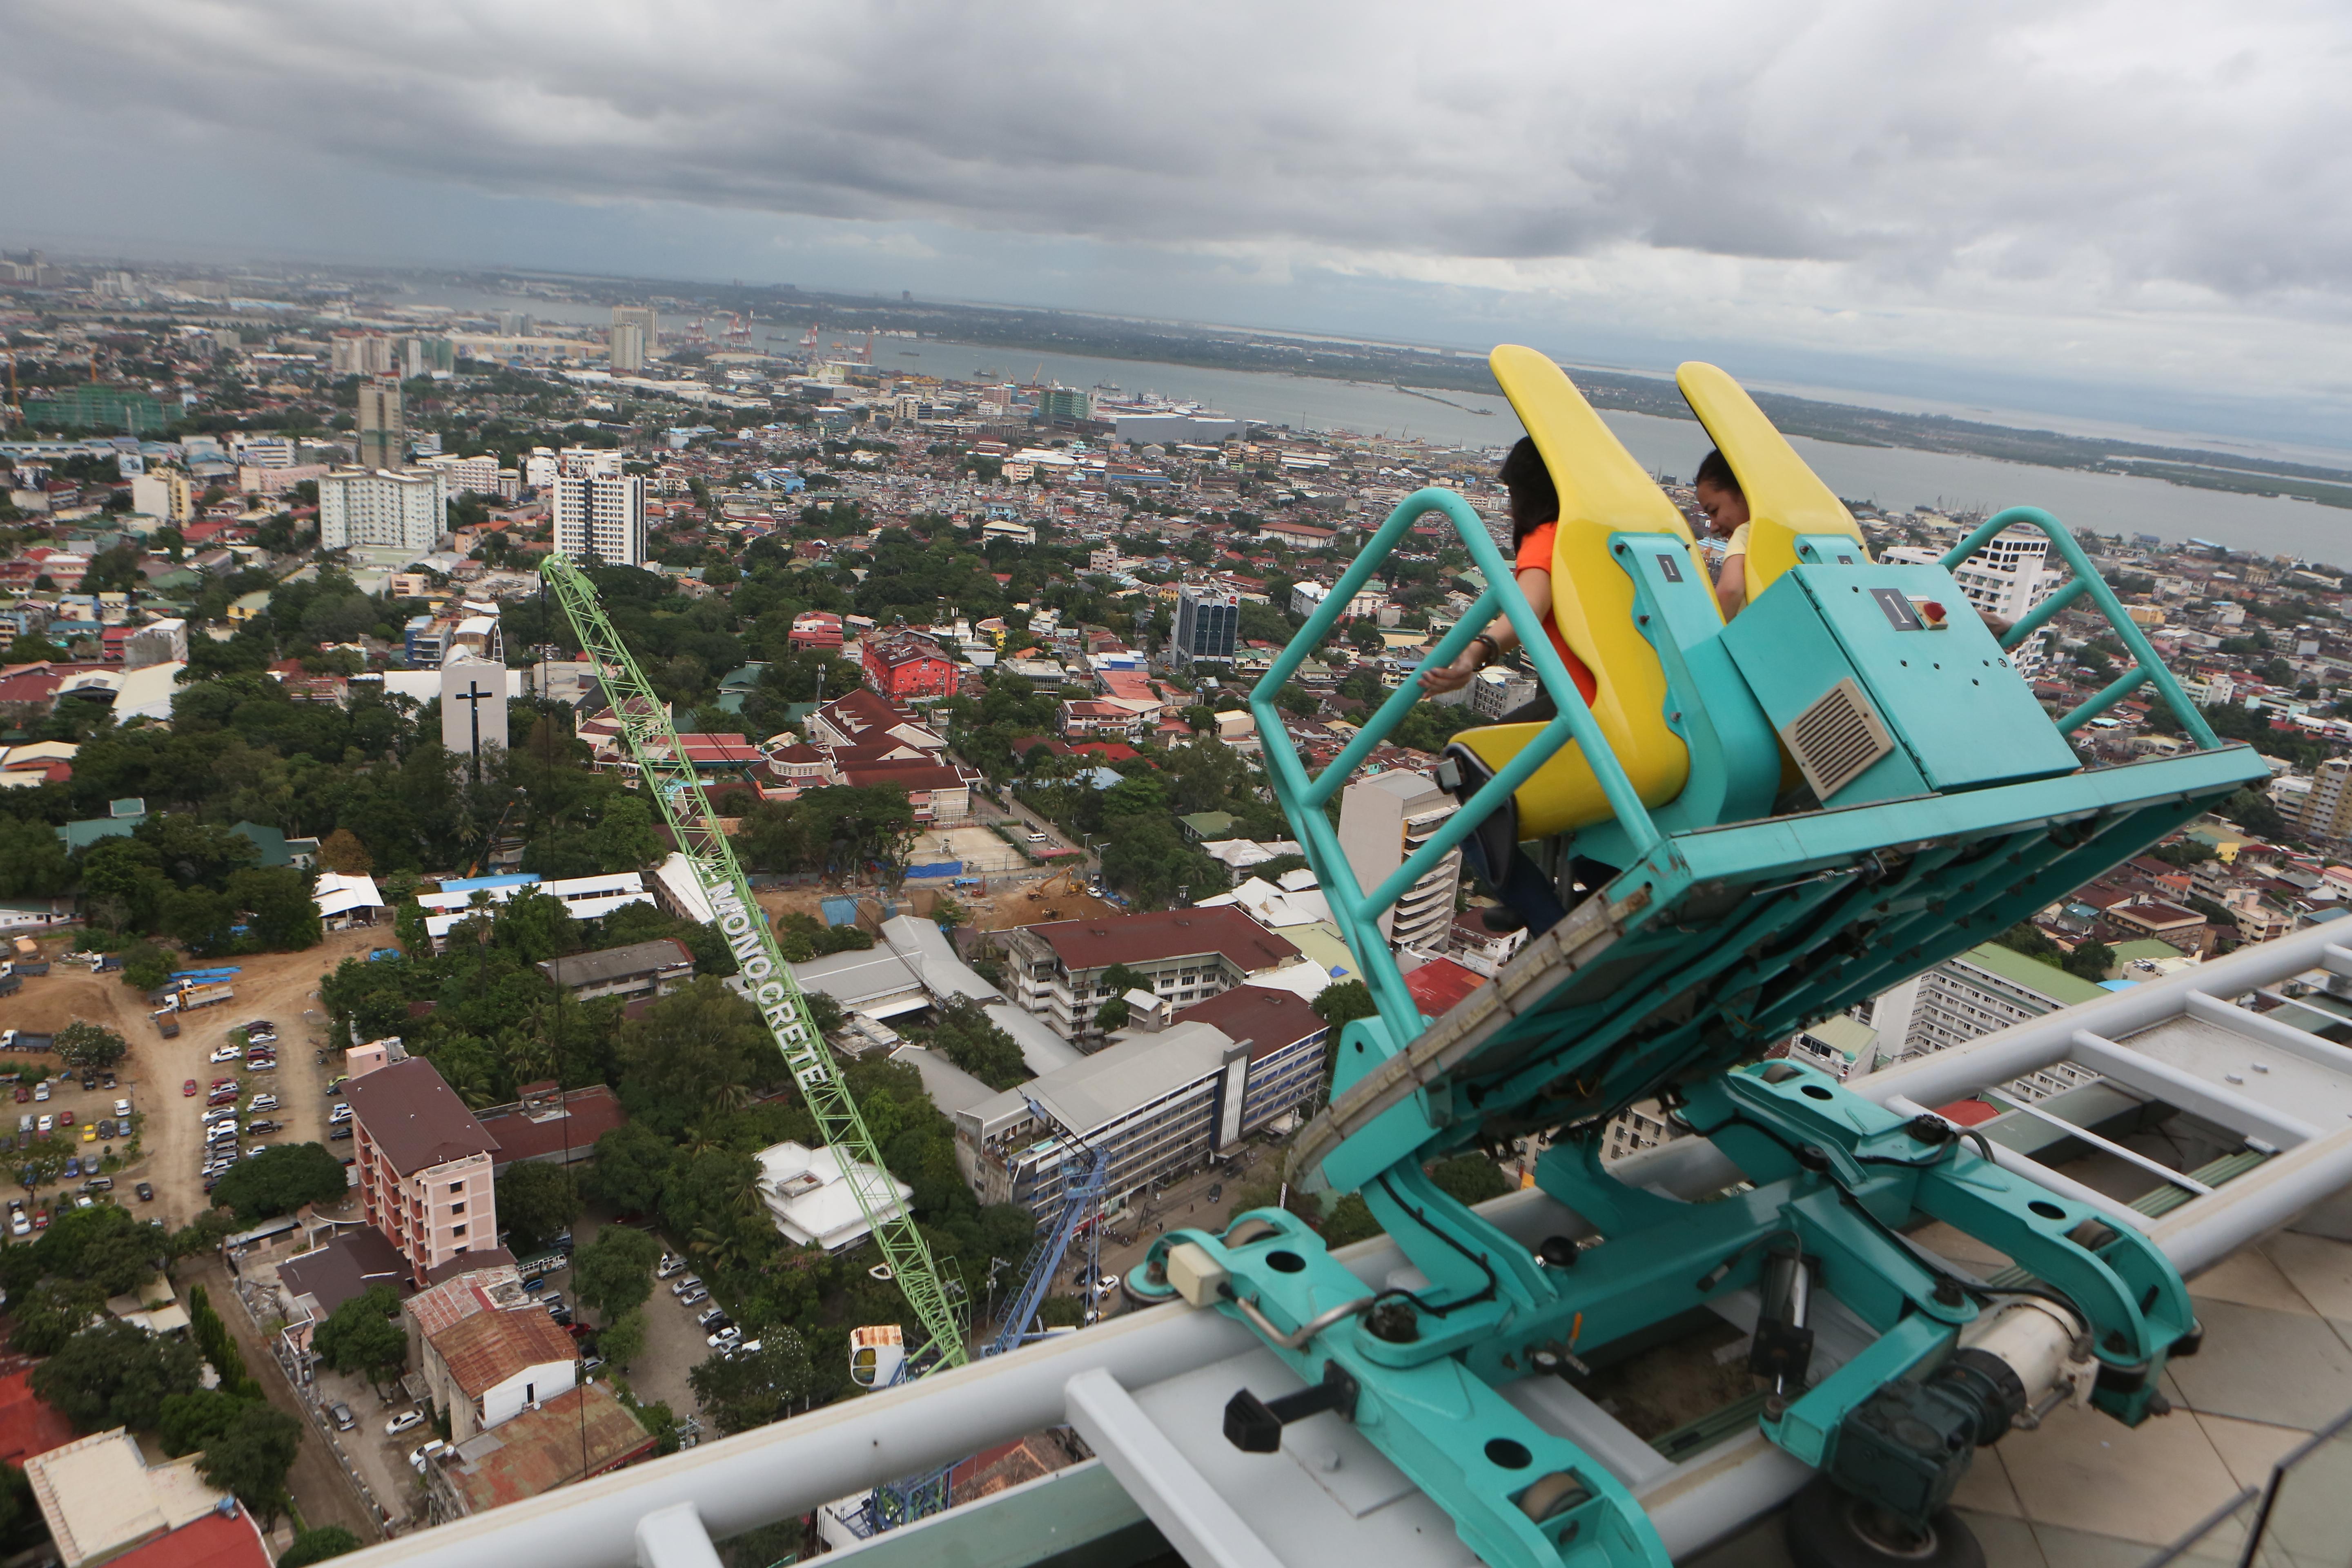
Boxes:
[819,897,861,928]
[904,862,963,880]
[169,968,240,980]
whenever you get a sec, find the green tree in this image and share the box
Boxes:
[596,1309,648,1371]
[585,1123,679,1216]
[1426,1154,1510,1207]
[158,1388,253,1457]
[1319,1193,1383,1247]
[199,1402,304,1527]
[928,996,1029,1090]
[52,1020,129,1072]
[496,1161,580,1254]
[209,1143,352,1221]
[8,1279,102,1356]
[688,1330,817,1434]
[30,1321,203,1432]
[280,1525,365,1566]
[2064,939,2117,982]
[226,866,323,951]
[1093,996,1131,1033]
[1312,980,1376,1031]
[312,1285,407,1383]
[615,979,772,1135]
[0,817,72,899]
[572,1225,662,1320]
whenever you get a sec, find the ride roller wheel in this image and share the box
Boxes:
[1784,1478,1984,1568]
[1517,1470,1592,1523]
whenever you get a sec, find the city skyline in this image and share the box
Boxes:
[4,1,2348,452]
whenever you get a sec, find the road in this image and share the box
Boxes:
[187,1254,385,1544]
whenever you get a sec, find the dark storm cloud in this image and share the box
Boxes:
[8,0,2347,303]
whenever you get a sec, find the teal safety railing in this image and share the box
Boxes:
[1942,507,2221,747]
[1249,488,1664,1033]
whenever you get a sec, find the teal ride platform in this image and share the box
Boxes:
[1126,352,2270,1568]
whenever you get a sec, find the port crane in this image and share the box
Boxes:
[537,555,970,1376]
[1125,348,2269,1568]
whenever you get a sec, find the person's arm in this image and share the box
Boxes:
[1713,553,1747,621]
[1421,568,1552,693]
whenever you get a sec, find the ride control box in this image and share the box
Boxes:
[1719,562,2080,806]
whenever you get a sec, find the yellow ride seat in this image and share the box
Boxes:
[1675,361,1873,605]
[1448,346,1705,841]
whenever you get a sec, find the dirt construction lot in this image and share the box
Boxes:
[0,928,380,1230]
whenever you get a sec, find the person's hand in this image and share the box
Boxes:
[1419,654,1479,694]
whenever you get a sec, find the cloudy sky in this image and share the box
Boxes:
[9,0,2349,448]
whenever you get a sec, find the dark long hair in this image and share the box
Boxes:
[1499,437,1558,549]
[1694,447,1742,495]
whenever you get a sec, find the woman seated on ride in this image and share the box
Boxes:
[1693,447,1751,621]
[1419,437,1613,936]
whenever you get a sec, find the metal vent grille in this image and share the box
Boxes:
[1782,677,1895,802]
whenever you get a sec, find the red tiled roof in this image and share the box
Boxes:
[345,1058,501,1175]
[1026,907,1299,974]
[0,1367,75,1467]
[1404,957,1486,1017]
[437,1384,654,1512]
[106,1510,270,1568]
[428,1306,579,1399]
[477,1085,627,1167]
[839,763,969,792]
[1169,985,1327,1059]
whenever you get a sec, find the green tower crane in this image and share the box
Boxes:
[537,554,969,1372]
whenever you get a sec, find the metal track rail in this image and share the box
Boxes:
[340,924,2352,1568]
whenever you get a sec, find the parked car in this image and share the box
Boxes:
[657,1254,686,1278]
[6,1211,24,1239]
[329,1103,352,1124]
[31,1082,47,1102]
[54,1111,70,1127]
[208,1045,241,1064]
[540,1294,565,1315]
[83,1176,112,1193]
[80,1125,94,1143]
[135,1182,153,1202]
[35,1116,51,1134]
[677,1286,708,1307]
[182,1079,198,1097]
[697,1307,731,1331]
[61,1158,78,1179]
[522,1276,547,1295]
[246,1119,279,1135]
[10,1087,24,1105]
[249,1095,278,1114]
[386,1410,426,1437]
[670,1275,703,1297]
[410,1439,447,1472]
[329,1126,352,1141]
[112,1099,130,1118]
[707,1328,741,1350]
[242,1019,276,1036]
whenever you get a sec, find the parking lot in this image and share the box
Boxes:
[0,929,378,1234]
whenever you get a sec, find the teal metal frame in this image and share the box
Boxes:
[1131,488,2271,1567]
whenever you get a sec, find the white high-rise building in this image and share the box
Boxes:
[420,453,501,496]
[550,473,646,565]
[1338,770,1462,954]
[318,466,448,555]
[609,322,648,372]
[558,446,625,479]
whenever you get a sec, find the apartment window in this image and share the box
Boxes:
[450,1203,466,1216]
[452,1225,467,1238]
[448,1181,463,1194]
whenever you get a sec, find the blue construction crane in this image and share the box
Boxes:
[1128,350,2267,1568]
[844,1126,1113,1538]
